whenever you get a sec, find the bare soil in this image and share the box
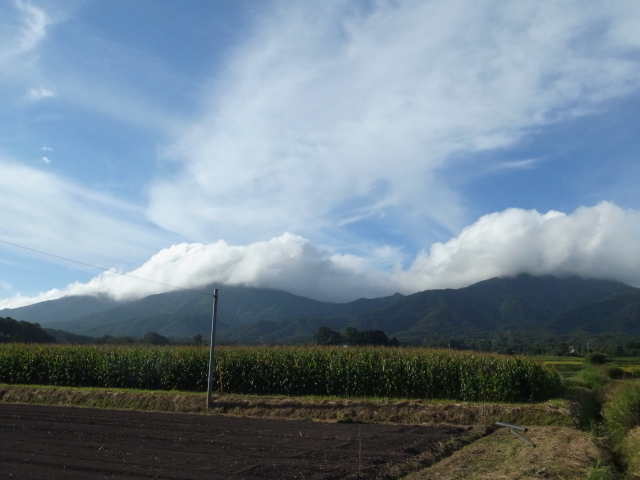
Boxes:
[0,403,476,479]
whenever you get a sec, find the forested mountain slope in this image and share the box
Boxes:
[2,275,638,343]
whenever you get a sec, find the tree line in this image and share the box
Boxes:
[419,331,640,357]
[313,326,399,346]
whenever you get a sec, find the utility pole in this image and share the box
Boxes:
[207,289,219,410]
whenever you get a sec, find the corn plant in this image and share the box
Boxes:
[0,344,562,402]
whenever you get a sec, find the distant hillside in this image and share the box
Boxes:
[2,275,639,343]
[546,289,640,335]
[5,285,402,340]
[0,295,116,325]
[355,275,635,342]
[0,317,55,343]
[43,328,94,344]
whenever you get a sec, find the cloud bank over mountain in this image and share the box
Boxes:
[3,202,640,309]
[398,201,640,292]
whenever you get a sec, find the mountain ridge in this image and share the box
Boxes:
[2,275,638,343]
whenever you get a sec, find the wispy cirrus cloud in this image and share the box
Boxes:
[0,159,180,281]
[37,22,193,135]
[1,1,182,135]
[148,0,640,248]
[14,0,48,53]
[0,0,50,70]
[495,159,541,171]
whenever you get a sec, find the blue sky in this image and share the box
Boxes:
[2,0,640,307]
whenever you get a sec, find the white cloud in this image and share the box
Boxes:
[41,146,52,151]
[41,156,50,163]
[0,160,180,282]
[26,86,55,101]
[148,0,640,246]
[4,202,640,309]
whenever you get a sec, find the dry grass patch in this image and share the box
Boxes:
[403,426,604,480]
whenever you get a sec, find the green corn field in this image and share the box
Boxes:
[0,344,563,402]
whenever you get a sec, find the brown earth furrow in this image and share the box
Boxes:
[0,403,478,479]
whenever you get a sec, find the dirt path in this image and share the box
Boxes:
[0,403,471,479]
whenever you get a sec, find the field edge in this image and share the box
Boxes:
[0,383,575,427]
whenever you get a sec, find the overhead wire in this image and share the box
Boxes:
[0,238,215,297]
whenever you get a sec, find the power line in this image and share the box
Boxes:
[0,238,214,297]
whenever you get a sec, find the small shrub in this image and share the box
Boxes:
[588,353,609,365]
[607,367,625,379]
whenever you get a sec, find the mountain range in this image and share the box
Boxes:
[2,274,640,344]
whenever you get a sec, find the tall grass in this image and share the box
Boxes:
[0,344,563,402]
[601,380,640,476]
[620,427,640,476]
[579,365,611,390]
[603,380,640,443]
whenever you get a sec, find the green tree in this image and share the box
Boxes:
[313,326,343,345]
[143,332,170,345]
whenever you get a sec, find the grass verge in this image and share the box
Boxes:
[620,426,640,477]
[601,380,640,477]
[603,380,640,443]
[0,383,575,426]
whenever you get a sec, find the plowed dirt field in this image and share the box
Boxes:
[0,403,470,479]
